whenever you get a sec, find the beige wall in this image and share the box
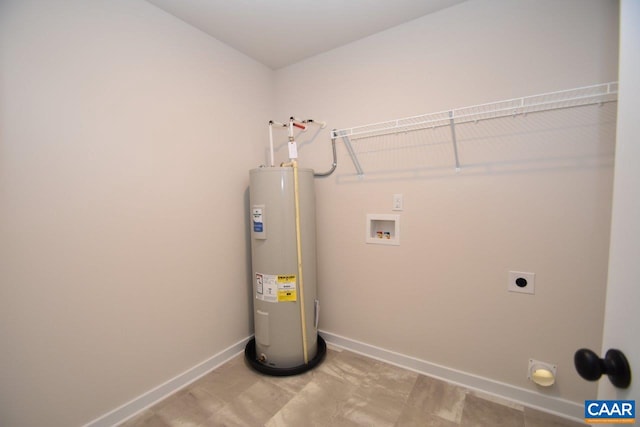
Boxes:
[0,0,622,425]
[274,0,619,404]
[0,1,272,426]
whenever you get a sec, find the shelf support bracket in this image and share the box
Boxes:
[448,111,461,172]
[337,131,364,176]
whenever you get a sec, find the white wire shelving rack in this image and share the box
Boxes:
[332,82,618,175]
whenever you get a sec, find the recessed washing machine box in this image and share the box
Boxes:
[366,214,400,245]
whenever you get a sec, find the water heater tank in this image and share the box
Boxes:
[245,166,326,375]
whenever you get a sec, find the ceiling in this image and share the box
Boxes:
[145,0,467,69]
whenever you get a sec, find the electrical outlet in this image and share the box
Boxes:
[508,271,535,294]
[392,193,403,211]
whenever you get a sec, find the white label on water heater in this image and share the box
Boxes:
[252,205,266,239]
[256,273,277,303]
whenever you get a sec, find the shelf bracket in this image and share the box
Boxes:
[449,111,461,172]
[336,131,364,176]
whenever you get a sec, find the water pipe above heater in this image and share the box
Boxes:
[267,116,337,177]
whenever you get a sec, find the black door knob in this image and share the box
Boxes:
[574,348,632,389]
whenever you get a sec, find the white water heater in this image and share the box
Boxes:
[245,166,325,375]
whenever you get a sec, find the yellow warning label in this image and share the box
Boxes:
[276,275,296,302]
[278,290,297,302]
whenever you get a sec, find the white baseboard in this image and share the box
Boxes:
[319,330,584,423]
[85,332,584,426]
[83,336,251,427]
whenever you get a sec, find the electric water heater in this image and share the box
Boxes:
[245,166,325,375]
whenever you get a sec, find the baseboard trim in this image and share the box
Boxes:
[319,330,583,422]
[83,336,251,427]
[85,332,584,426]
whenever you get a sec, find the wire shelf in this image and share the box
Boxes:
[332,82,618,174]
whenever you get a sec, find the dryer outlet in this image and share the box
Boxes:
[508,271,535,294]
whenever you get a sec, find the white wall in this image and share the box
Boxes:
[0,0,623,424]
[274,0,619,405]
[0,1,272,426]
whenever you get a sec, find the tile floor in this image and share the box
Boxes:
[120,345,585,427]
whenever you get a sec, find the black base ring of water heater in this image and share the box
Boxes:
[244,335,326,376]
